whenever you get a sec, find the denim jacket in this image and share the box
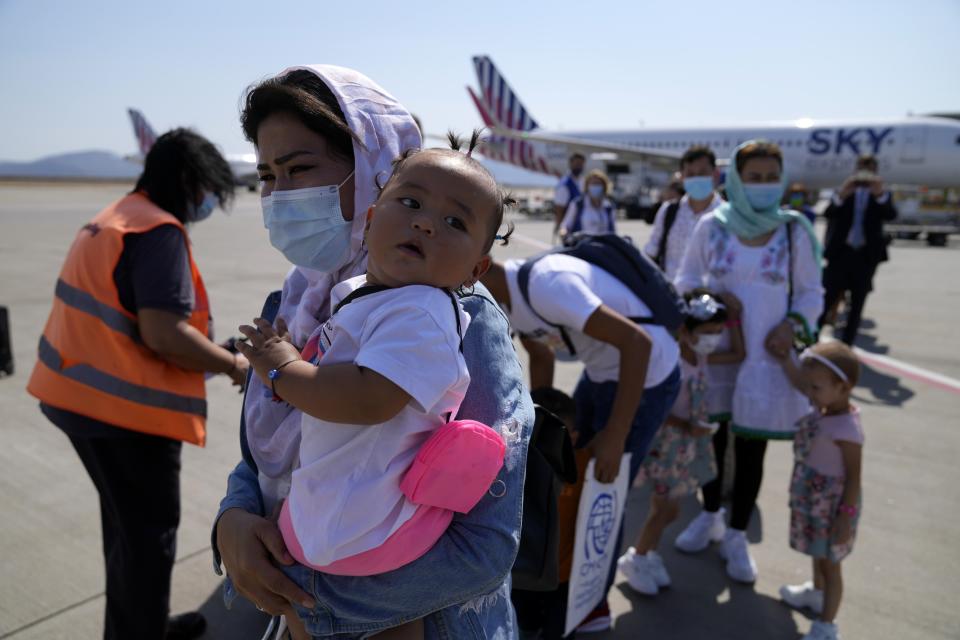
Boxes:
[213,283,533,639]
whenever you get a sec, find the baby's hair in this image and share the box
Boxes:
[804,341,861,386]
[376,129,516,253]
[682,289,728,331]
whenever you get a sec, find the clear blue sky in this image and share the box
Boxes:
[1,0,958,161]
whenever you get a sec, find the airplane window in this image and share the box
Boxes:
[956,134,960,145]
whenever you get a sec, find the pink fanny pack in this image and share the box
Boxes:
[400,419,506,513]
[281,419,506,576]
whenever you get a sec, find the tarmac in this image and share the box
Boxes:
[1,183,958,639]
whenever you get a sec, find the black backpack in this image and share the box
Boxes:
[511,403,577,591]
[516,233,686,356]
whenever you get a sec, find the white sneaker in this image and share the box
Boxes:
[674,508,726,553]
[617,547,659,595]
[645,550,671,587]
[718,529,757,583]
[802,620,840,640]
[780,581,824,615]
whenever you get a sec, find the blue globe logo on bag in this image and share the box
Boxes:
[585,492,616,559]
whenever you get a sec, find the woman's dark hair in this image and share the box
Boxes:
[240,69,357,164]
[133,128,235,223]
[682,289,728,332]
[735,140,783,173]
[377,129,516,253]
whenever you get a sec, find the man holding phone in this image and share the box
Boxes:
[820,154,898,345]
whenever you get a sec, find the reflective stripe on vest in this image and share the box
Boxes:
[37,336,206,417]
[27,193,209,445]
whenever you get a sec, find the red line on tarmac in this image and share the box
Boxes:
[511,232,960,396]
[854,348,960,396]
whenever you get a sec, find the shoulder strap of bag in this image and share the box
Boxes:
[656,201,681,269]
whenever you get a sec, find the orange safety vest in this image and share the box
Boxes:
[27,192,211,446]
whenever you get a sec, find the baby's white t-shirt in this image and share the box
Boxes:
[286,275,471,567]
[504,254,679,386]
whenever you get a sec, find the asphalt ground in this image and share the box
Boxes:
[1,184,958,639]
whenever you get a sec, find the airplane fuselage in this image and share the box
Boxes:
[527,118,960,189]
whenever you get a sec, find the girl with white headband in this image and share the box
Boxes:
[771,340,864,640]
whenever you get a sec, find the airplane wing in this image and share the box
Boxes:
[489,126,682,170]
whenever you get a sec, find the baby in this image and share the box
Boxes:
[238,133,514,639]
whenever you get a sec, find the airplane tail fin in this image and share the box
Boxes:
[127,108,158,157]
[468,55,554,174]
[471,55,539,132]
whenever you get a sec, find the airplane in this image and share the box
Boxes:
[467,55,960,190]
[126,108,259,191]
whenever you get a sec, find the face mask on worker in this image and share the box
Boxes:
[261,171,355,271]
[191,192,218,222]
[588,184,605,199]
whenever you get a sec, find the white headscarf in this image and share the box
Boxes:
[245,64,421,479]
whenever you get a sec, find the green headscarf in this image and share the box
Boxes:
[715,141,822,270]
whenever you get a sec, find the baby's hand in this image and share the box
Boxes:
[831,511,852,544]
[237,317,302,383]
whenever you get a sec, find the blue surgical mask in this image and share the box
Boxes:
[588,184,605,199]
[191,192,217,222]
[742,183,784,211]
[261,170,356,271]
[683,176,714,201]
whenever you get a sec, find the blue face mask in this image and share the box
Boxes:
[682,176,714,201]
[587,184,605,199]
[742,183,784,211]
[262,170,355,271]
[191,192,217,222]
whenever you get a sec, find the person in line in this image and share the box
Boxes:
[673,140,823,584]
[644,146,724,279]
[481,252,681,633]
[235,137,514,639]
[553,152,586,238]
[785,182,817,224]
[212,65,533,639]
[771,341,863,640]
[558,169,617,241]
[27,129,248,640]
[618,291,744,595]
[819,154,897,345]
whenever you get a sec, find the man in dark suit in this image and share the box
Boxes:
[820,154,897,345]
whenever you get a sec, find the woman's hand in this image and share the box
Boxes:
[831,511,852,545]
[237,318,302,382]
[216,508,315,615]
[765,319,794,360]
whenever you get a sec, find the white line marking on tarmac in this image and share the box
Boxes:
[511,231,960,396]
[510,232,552,251]
[854,348,960,395]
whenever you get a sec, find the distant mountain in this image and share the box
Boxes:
[0,149,554,188]
[0,150,140,179]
